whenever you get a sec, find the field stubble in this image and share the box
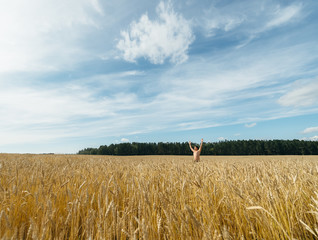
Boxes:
[0,154,318,239]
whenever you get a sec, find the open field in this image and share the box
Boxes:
[0,154,318,239]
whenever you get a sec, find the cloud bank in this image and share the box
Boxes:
[1,0,318,153]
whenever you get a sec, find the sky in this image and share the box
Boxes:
[0,0,318,153]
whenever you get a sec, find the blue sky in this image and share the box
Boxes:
[1,0,318,153]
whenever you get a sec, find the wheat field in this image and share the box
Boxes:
[0,154,318,239]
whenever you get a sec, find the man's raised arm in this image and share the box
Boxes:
[189,141,194,152]
[198,139,203,152]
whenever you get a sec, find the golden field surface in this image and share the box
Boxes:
[0,154,318,239]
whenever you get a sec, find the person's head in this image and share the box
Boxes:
[194,146,198,150]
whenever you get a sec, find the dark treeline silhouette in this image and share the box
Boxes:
[78,139,318,155]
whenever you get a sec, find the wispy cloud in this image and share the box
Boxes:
[278,79,318,107]
[90,0,104,15]
[266,3,302,29]
[117,1,194,64]
[152,39,318,124]
[199,2,244,38]
[0,77,143,145]
[245,123,257,128]
[202,5,245,37]
[200,1,303,48]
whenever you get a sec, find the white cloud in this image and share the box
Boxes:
[302,127,318,134]
[1,1,317,153]
[245,123,256,128]
[3,29,316,151]
[121,138,130,143]
[278,79,318,107]
[310,136,318,141]
[177,121,218,130]
[218,137,226,141]
[117,1,194,64]
[0,0,103,73]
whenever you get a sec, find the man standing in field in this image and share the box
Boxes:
[189,139,203,162]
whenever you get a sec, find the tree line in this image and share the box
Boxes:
[78,139,318,155]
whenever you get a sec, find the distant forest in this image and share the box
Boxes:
[78,140,318,155]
